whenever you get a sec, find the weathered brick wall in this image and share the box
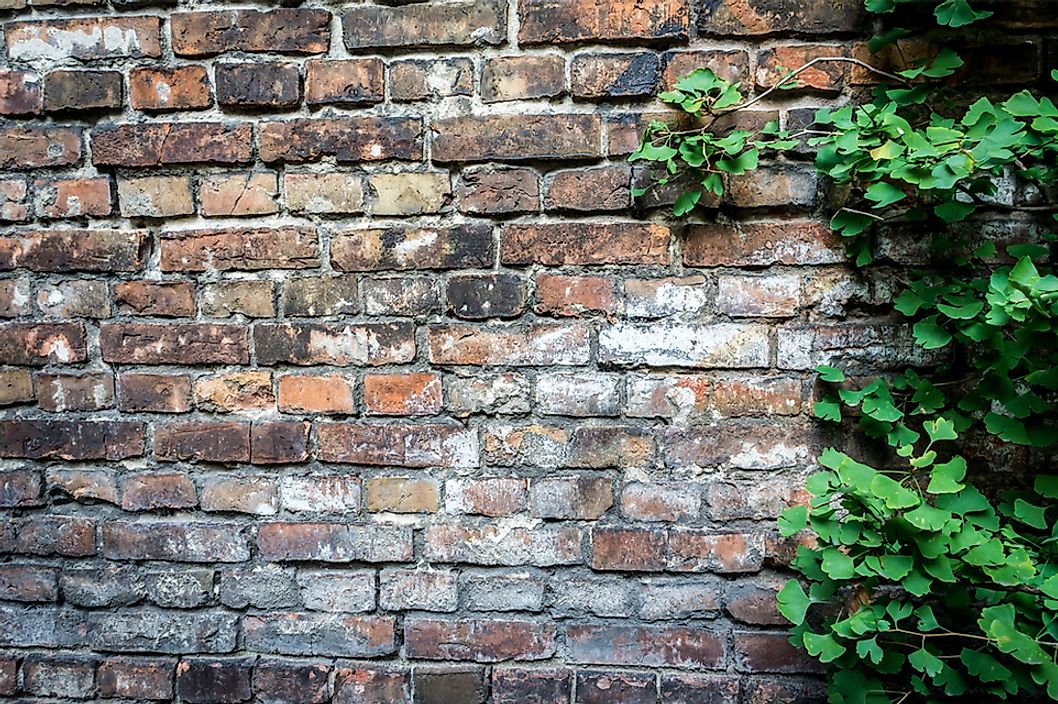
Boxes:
[0,0,1052,701]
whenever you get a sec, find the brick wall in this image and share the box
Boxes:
[0,0,1052,702]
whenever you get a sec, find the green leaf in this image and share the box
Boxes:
[905,504,951,531]
[716,148,759,175]
[922,48,964,78]
[935,0,993,27]
[1034,475,1058,499]
[803,632,847,663]
[927,457,967,494]
[816,365,846,383]
[984,412,1031,445]
[672,190,702,217]
[830,209,874,237]
[910,648,945,677]
[821,547,856,579]
[934,199,976,223]
[925,418,958,442]
[936,300,984,319]
[913,317,953,349]
[856,637,884,665]
[961,649,1012,683]
[1013,499,1047,529]
[864,181,907,208]
[870,473,920,509]
[778,505,808,536]
[777,580,811,625]
[814,398,842,422]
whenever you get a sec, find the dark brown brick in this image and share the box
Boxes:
[257,523,412,563]
[91,122,252,167]
[576,671,657,704]
[342,1,504,49]
[413,668,485,704]
[433,114,601,162]
[502,223,668,265]
[43,70,122,111]
[661,674,741,704]
[115,280,196,317]
[0,468,41,507]
[243,613,397,657]
[121,472,197,511]
[545,164,631,211]
[0,228,145,272]
[567,624,725,669]
[177,658,253,703]
[332,224,492,271]
[571,52,660,98]
[390,59,474,102]
[103,521,250,562]
[457,166,539,214]
[0,419,139,460]
[591,527,667,571]
[446,273,527,320]
[97,657,175,700]
[253,660,330,704]
[37,372,114,412]
[698,0,865,35]
[251,421,310,464]
[100,323,248,365]
[23,655,96,699]
[154,421,250,463]
[117,373,192,413]
[258,117,422,163]
[10,516,96,556]
[172,9,331,56]
[334,667,410,704]
[492,668,571,704]
[0,565,58,602]
[519,0,690,44]
[315,423,477,466]
[217,62,301,108]
[734,631,823,673]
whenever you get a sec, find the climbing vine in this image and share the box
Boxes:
[633,1,1058,701]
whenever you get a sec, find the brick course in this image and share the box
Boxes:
[0,0,1043,700]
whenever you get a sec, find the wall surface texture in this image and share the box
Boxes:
[0,0,1052,702]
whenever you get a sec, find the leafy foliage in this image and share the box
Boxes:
[633,0,1058,700]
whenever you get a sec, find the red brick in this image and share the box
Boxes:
[571,52,659,98]
[757,45,848,93]
[160,226,317,272]
[43,69,122,112]
[91,122,252,167]
[405,619,556,662]
[726,579,787,625]
[97,657,175,700]
[176,658,253,703]
[711,377,803,416]
[457,166,539,214]
[424,524,582,566]
[428,324,590,366]
[661,49,750,89]
[200,172,278,217]
[255,322,414,366]
[34,177,111,219]
[216,62,301,108]
[534,273,618,316]
[194,371,274,413]
[172,9,331,56]
[257,522,412,563]
[0,656,12,695]
[668,531,765,573]
[365,477,439,513]
[0,565,58,602]
[502,223,668,265]
[591,527,667,571]
[103,521,250,562]
[519,0,690,44]
[154,421,250,463]
[661,674,741,704]
[332,224,491,271]
[734,632,822,673]
[620,482,701,522]
[117,174,194,217]
[201,477,279,516]
[433,115,601,162]
[530,477,612,519]
[36,371,114,412]
[567,624,725,668]
[252,421,310,464]
[718,274,802,317]
[46,469,118,505]
[0,322,85,365]
[129,66,211,111]
[117,373,192,413]
[244,613,396,658]
[0,70,41,115]
[0,179,28,222]
[0,277,28,315]
[0,228,144,272]
[333,667,410,704]
[0,126,80,169]
[0,419,142,460]
[258,117,422,163]
[684,221,843,266]
[278,374,356,414]
[253,660,330,704]
[364,372,442,416]
[305,59,384,106]
[545,164,631,211]
[5,16,161,60]
[11,515,97,556]
[115,280,195,317]
[316,422,477,466]
[101,323,248,365]
[342,1,504,49]
[698,0,865,35]
[482,55,566,103]
[121,472,197,511]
